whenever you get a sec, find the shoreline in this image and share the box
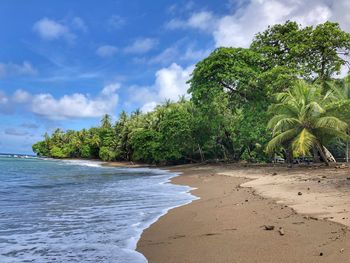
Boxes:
[136,163,350,263]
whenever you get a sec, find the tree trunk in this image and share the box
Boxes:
[346,141,349,163]
[286,149,293,168]
[198,144,204,163]
[312,146,321,163]
[316,143,329,166]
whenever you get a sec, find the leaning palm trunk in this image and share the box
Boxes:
[312,146,321,163]
[315,143,329,166]
[323,146,336,163]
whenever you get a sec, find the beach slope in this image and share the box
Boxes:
[137,164,350,263]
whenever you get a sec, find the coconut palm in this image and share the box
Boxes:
[266,80,349,165]
[101,114,112,129]
[328,76,350,161]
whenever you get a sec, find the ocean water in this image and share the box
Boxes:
[0,156,196,262]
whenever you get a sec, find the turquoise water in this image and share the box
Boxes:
[0,156,195,262]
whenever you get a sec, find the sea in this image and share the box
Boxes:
[0,155,196,262]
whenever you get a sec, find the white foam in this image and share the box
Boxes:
[0,159,198,263]
[60,159,104,168]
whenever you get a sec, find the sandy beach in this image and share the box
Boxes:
[136,163,350,263]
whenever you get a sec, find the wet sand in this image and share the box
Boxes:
[136,163,350,263]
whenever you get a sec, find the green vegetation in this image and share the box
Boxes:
[33,21,350,165]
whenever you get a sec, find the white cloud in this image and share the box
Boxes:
[101,83,120,95]
[12,89,31,103]
[137,45,210,65]
[167,11,217,31]
[0,61,37,78]
[30,84,120,119]
[167,0,350,48]
[155,63,193,101]
[33,18,75,41]
[0,85,120,119]
[128,63,193,112]
[125,38,158,54]
[96,45,118,57]
[141,101,158,113]
[127,86,157,105]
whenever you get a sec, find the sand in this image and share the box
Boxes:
[136,163,350,263]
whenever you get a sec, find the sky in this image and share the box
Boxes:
[0,0,349,154]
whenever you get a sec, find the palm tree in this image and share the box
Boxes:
[101,114,112,128]
[266,80,349,165]
[328,76,350,161]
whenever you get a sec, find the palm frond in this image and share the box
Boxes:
[315,116,348,131]
[314,127,350,142]
[266,128,299,154]
[291,128,316,156]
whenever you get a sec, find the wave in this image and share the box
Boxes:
[59,159,104,168]
[0,157,198,262]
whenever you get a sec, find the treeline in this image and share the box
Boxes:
[33,21,350,165]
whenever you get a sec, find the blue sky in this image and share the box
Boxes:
[0,0,348,154]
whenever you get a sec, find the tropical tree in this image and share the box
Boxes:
[266,80,349,165]
[328,76,350,161]
[101,114,112,129]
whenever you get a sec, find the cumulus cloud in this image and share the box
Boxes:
[13,89,31,103]
[141,101,158,113]
[0,84,120,120]
[128,63,193,112]
[124,38,158,54]
[0,61,37,78]
[213,0,333,47]
[96,45,118,57]
[30,84,120,119]
[155,63,193,101]
[167,0,350,48]
[33,18,75,41]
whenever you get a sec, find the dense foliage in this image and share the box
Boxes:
[33,21,350,165]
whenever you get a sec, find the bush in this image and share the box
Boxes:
[99,146,116,161]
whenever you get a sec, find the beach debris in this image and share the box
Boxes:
[298,191,303,196]
[318,180,321,183]
[319,252,323,256]
[322,175,327,178]
[171,234,186,239]
[264,225,275,231]
[292,221,305,225]
[278,227,285,236]
[340,248,344,253]
[303,216,318,220]
[307,187,310,190]
[245,199,248,202]
[347,177,350,180]
[203,232,221,236]
[272,172,277,176]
